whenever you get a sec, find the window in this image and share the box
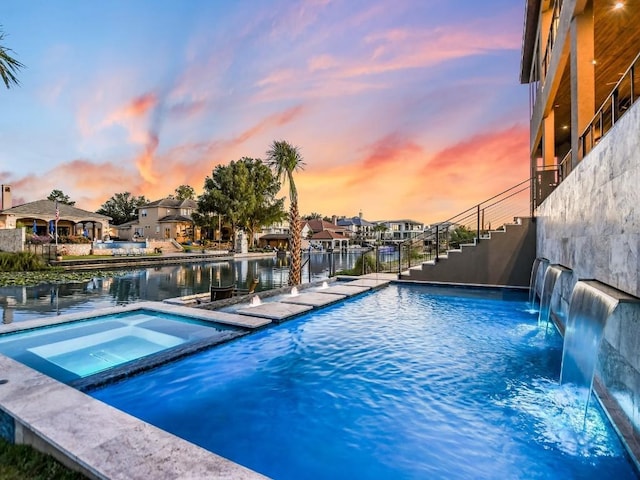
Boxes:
[141,209,147,217]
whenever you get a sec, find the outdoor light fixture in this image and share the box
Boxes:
[614,1,625,9]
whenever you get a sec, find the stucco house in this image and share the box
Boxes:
[118,198,199,243]
[0,185,111,240]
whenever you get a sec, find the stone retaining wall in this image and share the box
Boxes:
[0,228,25,253]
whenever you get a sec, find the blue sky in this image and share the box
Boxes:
[0,0,529,222]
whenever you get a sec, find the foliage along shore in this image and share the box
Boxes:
[0,269,123,288]
[0,252,122,287]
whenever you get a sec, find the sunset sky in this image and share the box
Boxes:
[0,0,529,224]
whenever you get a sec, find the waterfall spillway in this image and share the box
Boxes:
[529,257,549,309]
[560,281,619,421]
[560,281,618,388]
[537,264,569,328]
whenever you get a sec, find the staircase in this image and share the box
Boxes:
[397,179,536,287]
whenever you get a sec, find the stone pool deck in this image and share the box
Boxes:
[0,274,395,479]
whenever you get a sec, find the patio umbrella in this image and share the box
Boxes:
[32,219,37,235]
[49,220,54,234]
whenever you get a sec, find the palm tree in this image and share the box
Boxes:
[0,28,24,89]
[265,140,306,285]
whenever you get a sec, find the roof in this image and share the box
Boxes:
[141,198,197,209]
[336,216,373,227]
[306,219,345,233]
[310,230,347,240]
[0,200,111,223]
[374,219,424,225]
[520,0,541,83]
[158,214,194,223]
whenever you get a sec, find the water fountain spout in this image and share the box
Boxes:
[249,296,262,307]
[529,257,549,310]
[290,287,299,297]
[321,281,329,289]
[537,264,571,329]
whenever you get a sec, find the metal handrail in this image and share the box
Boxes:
[391,179,531,275]
[579,49,640,160]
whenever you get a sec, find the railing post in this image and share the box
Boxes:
[435,225,439,263]
[476,205,481,241]
[397,243,401,278]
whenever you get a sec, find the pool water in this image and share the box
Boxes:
[91,285,638,479]
[0,310,240,383]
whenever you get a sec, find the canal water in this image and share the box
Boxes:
[0,251,366,323]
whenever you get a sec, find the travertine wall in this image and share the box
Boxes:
[0,228,25,253]
[537,101,640,440]
[537,100,640,305]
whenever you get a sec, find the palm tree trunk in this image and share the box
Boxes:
[289,201,302,285]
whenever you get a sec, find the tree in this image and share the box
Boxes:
[0,28,24,89]
[372,223,388,245]
[198,158,285,245]
[47,189,75,206]
[241,159,286,243]
[96,192,147,225]
[265,140,305,285]
[449,225,476,249]
[172,185,196,201]
[303,212,322,220]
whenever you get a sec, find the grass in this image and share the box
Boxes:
[0,439,87,480]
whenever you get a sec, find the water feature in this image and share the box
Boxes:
[91,285,637,479]
[528,257,549,309]
[560,281,619,418]
[249,296,262,307]
[537,264,570,329]
[290,286,299,297]
[0,252,362,323]
[320,281,329,289]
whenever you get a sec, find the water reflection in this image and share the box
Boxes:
[0,252,362,323]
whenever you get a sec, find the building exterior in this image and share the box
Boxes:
[119,198,198,242]
[0,185,110,240]
[522,0,640,207]
[336,213,375,244]
[375,219,424,243]
[521,0,640,449]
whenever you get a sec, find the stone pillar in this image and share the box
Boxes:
[570,3,595,169]
[235,231,248,254]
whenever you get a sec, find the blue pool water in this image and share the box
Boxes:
[0,310,241,384]
[91,285,638,479]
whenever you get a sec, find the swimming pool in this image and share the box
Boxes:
[0,309,244,385]
[90,285,638,479]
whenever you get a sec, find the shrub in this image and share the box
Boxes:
[0,252,50,272]
[29,235,52,245]
[60,235,92,244]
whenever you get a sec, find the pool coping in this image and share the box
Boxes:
[0,275,396,478]
[0,355,269,480]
